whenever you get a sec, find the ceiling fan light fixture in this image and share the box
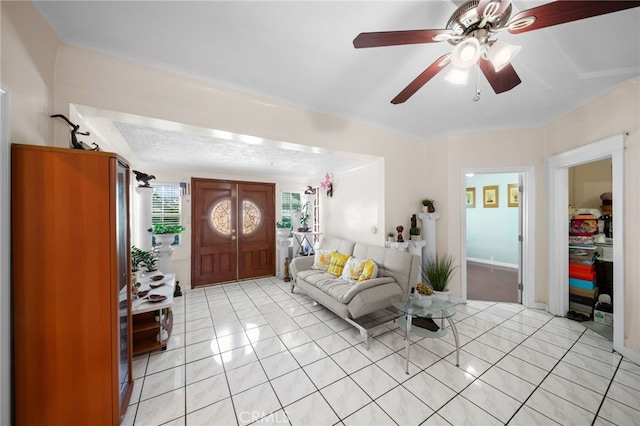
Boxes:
[445,67,470,85]
[451,37,481,69]
[487,39,521,72]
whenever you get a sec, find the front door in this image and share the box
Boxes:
[192,178,275,287]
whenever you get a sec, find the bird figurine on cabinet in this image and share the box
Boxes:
[132,170,156,187]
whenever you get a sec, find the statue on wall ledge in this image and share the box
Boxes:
[50,114,100,151]
[396,225,404,242]
[411,214,417,229]
[133,170,156,187]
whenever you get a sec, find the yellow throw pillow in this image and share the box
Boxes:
[312,249,334,270]
[358,259,379,282]
[327,252,351,276]
[340,257,367,282]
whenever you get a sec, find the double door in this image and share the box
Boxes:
[192,178,275,286]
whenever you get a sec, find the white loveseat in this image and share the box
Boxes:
[289,236,420,343]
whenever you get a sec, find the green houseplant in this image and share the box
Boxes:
[387,231,395,242]
[148,224,185,234]
[298,201,312,232]
[409,227,421,240]
[276,220,291,229]
[138,249,159,272]
[131,245,146,272]
[421,254,457,300]
[421,198,435,213]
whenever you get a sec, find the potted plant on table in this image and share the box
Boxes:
[421,254,457,301]
[139,249,159,273]
[387,231,395,242]
[409,227,421,240]
[422,198,435,213]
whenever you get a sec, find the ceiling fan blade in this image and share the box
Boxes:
[508,1,640,35]
[353,29,453,48]
[478,58,521,94]
[391,54,451,104]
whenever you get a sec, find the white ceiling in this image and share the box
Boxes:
[35,1,640,178]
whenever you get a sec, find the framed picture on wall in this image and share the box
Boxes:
[508,183,519,207]
[483,185,499,208]
[466,188,476,208]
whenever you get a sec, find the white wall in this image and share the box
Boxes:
[321,159,385,246]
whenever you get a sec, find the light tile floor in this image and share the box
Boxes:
[123,277,640,426]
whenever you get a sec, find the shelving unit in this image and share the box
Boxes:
[132,273,175,354]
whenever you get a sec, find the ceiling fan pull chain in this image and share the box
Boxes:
[473,64,481,102]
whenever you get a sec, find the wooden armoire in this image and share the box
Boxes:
[11,144,133,425]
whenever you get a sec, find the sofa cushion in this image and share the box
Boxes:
[312,249,334,271]
[340,257,367,282]
[358,259,378,282]
[296,269,396,304]
[327,252,350,276]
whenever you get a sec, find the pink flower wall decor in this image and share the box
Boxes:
[320,173,333,197]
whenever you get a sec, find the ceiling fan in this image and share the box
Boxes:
[353,0,640,104]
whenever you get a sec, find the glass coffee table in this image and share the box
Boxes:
[391,294,460,374]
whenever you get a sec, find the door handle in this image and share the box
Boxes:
[231,236,237,240]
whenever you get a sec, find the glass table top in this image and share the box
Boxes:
[391,293,456,319]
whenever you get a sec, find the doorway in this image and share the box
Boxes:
[546,134,625,354]
[465,172,521,303]
[191,178,275,287]
[461,166,535,307]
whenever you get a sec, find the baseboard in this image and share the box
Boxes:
[619,347,640,365]
[467,257,518,270]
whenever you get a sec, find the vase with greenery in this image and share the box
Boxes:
[422,198,435,213]
[387,231,395,242]
[421,254,457,300]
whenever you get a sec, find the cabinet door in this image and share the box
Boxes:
[114,159,133,416]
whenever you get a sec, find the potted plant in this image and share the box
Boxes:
[421,254,457,301]
[131,245,146,273]
[138,249,159,273]
[409,227,421,240]
[422,198,435,213]
[148,223,185,246]
[415,282,434,306]
[276,220,292,238]
[387,231,395,242]
[298,201,312,232]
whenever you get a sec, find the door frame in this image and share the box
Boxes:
[546,133,626,356]
[460,166,536,308]
[1,84,11,426]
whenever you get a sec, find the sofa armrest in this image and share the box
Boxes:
[290,256,314,280]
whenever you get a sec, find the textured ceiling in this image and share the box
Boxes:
[36,1,640,178]
[76,105,376,178]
